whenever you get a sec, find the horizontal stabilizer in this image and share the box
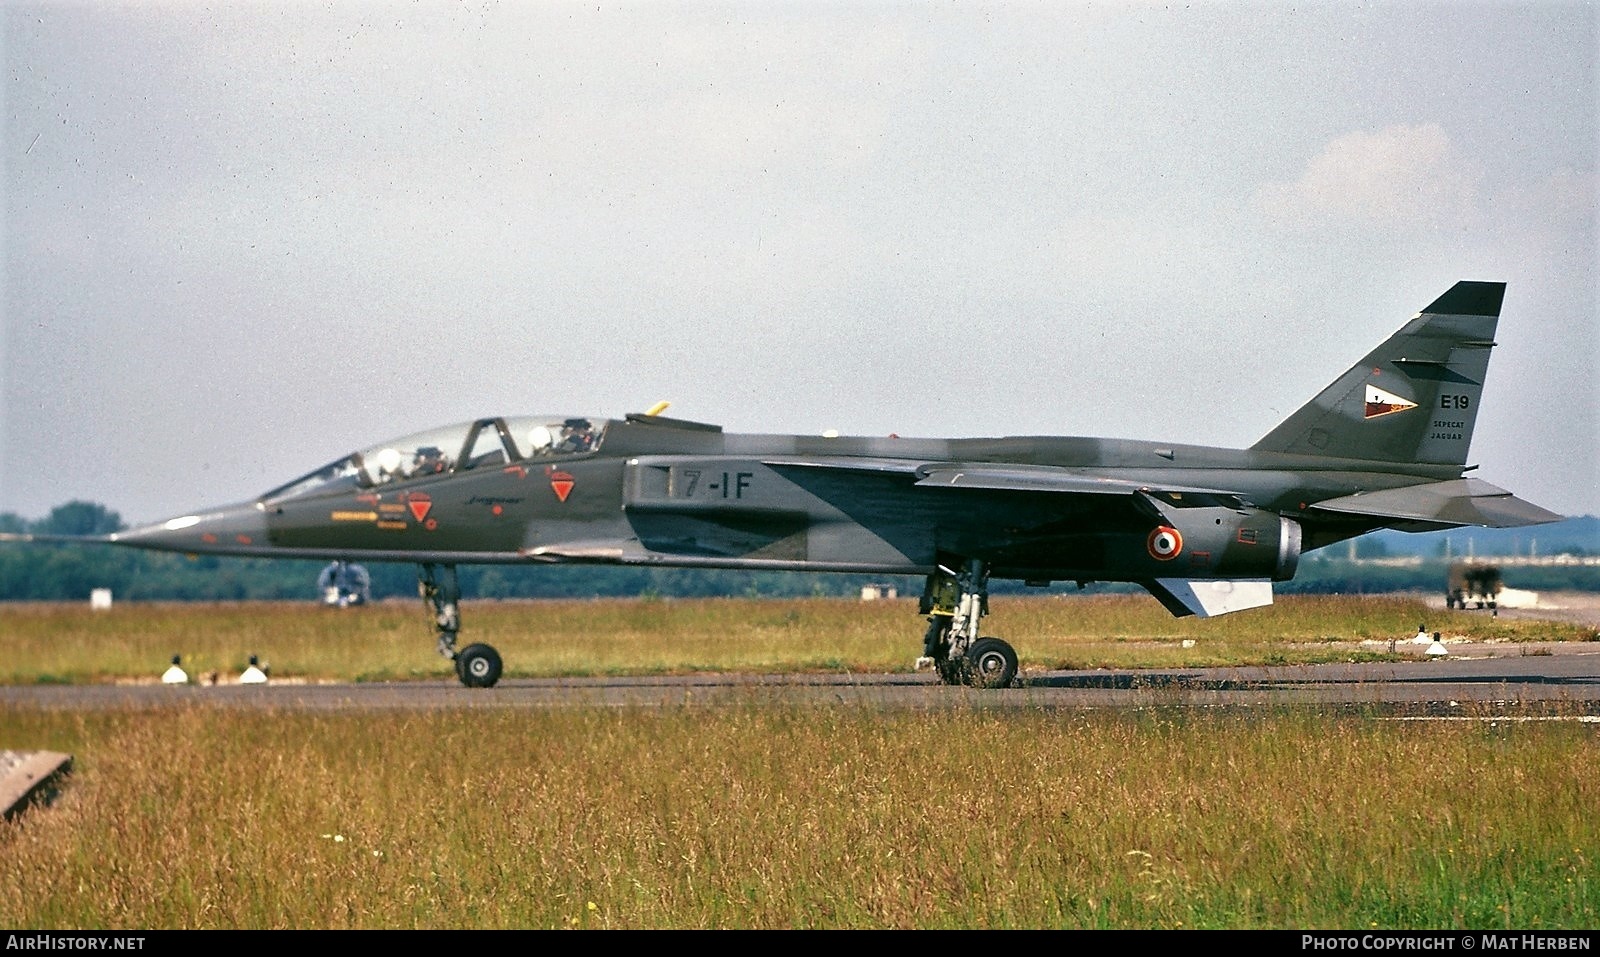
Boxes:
[1310,479,1563,529]
[1146,579,1275,618]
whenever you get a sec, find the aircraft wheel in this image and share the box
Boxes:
[455,643,502,688]
[966,637,1017,689]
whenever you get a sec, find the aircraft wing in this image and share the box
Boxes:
[912,466,1247,504]
[765,459,1248,504]
[760,457,925,476]
[1308,478,1564,529]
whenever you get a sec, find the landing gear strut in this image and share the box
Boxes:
[419,563,502,688]
[916,559,1018,688]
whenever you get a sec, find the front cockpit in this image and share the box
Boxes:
[260,416,611,505]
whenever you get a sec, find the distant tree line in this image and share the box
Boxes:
[3,500,1597,602]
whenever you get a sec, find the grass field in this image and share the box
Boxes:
[2,704,1595,929]
[2,595,1596,929]
[1,593,1593,685]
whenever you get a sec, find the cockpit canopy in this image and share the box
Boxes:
[261,416,609,503]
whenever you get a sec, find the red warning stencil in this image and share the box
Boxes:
[550,471,575,503]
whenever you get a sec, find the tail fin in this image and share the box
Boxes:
[1251,281,1505,466]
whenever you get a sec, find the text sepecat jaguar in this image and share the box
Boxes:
[6,282,1560,687]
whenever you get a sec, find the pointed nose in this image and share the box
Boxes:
[111,501,271,555]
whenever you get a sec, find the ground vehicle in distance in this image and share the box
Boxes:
[1446,561,1503,611]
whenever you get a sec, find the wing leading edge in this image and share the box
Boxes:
[765,458,1248,501]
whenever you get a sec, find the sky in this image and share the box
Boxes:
[3,1,1596,527]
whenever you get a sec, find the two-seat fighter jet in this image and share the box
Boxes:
[5,281,1560,687]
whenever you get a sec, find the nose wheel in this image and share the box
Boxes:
[420,563,503,688]
[454,643,503,688]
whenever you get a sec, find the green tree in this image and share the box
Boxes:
[36,501,124,536]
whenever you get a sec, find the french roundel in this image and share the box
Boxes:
[1147,526,1183,561]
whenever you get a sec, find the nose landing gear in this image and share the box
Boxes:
[419,563,503,688]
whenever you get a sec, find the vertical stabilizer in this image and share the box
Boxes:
[1251,281,1505,466]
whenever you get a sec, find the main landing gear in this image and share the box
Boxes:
[916,559,1018,689]
[419,563,502,688]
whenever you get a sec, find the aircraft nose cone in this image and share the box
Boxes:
[111,502,270,555]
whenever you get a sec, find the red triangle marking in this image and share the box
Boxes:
[408,500,432,521]
[551,479,574,503]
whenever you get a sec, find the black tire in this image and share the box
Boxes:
[455,643,502,688]
[966,637,1017,689]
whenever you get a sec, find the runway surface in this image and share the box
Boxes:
[4,640,1598,716]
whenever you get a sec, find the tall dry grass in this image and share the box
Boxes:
[1,704,1594,929]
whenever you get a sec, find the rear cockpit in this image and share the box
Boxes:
[260,416,610,504]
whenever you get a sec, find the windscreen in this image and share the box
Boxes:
[259,417,610,503]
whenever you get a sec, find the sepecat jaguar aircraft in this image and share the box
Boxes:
[3,281,1561,688]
